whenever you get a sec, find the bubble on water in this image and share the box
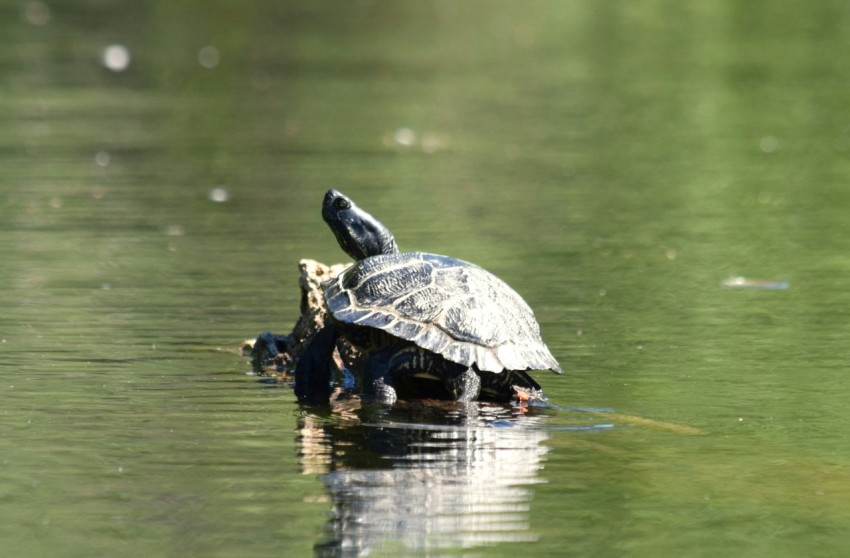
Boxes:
[198,46,220,69]
[420,131,442,154]
[251,73,271,91]
[209,188,230,203]
[94,151,111,167]
[24,1,50,25]
[102,45,131,72]
[393,128,416,147]
[384,128,445,153]
[284,120,300,137]
[759,135,778,153]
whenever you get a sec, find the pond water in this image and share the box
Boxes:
[4,1,850,556]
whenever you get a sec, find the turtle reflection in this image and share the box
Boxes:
[298,401,549,556]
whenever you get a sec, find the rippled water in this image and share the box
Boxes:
[5,1,850,557]
[301,403,551,554]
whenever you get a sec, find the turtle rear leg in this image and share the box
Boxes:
[479,369,545,403]
[364,345,481,402]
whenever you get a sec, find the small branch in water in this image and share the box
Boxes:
[722,276,790,290]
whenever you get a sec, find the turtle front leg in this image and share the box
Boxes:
[360,349,399,404]
[440,364,481,403]
[294,323,338,404]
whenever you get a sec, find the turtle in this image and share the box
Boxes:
[261,189,562,404]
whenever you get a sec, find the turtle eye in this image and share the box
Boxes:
[334,197,351,210]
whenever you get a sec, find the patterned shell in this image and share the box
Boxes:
[324,252,562,374]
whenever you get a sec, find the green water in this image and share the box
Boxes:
[4,1,850,556]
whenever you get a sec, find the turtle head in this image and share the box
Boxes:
[322,190,399,261]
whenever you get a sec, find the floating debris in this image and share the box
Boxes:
[722,276,789,290]
[602,413,704,435]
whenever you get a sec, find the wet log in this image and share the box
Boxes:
[242,259,360,379]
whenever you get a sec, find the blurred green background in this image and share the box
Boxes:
[3,1,850,556]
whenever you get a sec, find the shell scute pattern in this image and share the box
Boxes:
[395,289,449,323]
[325,288,353,314]
[440,297,506,346]
[326,252,561,374]
[387,319,422,339]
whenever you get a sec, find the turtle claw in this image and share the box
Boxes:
[512,385,547,404]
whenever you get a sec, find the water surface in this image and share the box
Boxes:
[4,1,850,557]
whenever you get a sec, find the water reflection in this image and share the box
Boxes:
[297,401,550,556]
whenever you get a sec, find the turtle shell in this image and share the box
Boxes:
[324,252,562,374]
